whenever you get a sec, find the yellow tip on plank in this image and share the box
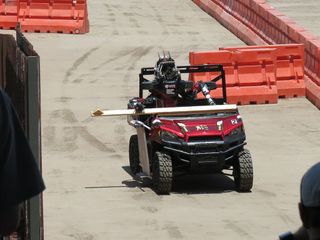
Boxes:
[91,109,104,117]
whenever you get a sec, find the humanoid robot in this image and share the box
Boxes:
[128,53,215,111]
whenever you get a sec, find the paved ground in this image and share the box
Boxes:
[267,0,320,37]
[13,0,320,239]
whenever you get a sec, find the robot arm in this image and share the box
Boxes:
[128,96,157,112]
[198,82,216,105]
[180,80,217,105]
[128,97,145,112]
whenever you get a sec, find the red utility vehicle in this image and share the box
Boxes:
[128,63,253,194]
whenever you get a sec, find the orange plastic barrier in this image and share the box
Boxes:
[193,0,320,109]
[0,0,18,30]
[305,77,320,109]
[0,0,89,33]
[221,44,305,98]
[189,48,278,105]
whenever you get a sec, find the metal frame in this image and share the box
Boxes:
[17,25,43,240]
[26,56,42,240]
[0,24,42,240]
[139,64,227,102]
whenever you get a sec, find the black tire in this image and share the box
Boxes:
[129,135,141,174]
[233,149,253,192]
[152,151,172,194]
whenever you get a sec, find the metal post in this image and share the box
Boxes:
[16,25,43,240]
[26,55,42,240]
[136,127,150,176]
[139,73,143,98]
[221,69,227,103]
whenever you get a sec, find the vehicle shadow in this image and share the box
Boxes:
[172,173,236,194]
[122,166,236,194]
[121,166,152,190]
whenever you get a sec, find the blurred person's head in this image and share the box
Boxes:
[299,162,320,239]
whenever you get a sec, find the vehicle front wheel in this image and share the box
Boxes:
[233,149,253,192]
[152,151,172,194]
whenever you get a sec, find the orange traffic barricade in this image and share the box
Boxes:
[0,0,89,33]
[0,0,18,30]
[221,44,305,98]
[189,48,278,105]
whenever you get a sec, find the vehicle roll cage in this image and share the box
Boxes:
[139,64,227,103]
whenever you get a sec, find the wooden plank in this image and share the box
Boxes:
[91,105,238,117]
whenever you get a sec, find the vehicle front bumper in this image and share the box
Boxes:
[161,137,246,169]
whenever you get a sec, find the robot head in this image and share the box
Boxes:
[154,52,181,98]
[155,52,180,82]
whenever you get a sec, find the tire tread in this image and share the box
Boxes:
[153,151,172,194]
[234,149,253,192]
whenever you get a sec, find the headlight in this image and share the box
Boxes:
[227,126,243,136]
[160,130,179,142]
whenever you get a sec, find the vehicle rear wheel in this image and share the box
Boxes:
[129,135,141,174]
[233,149,253,192]
[152,151,172,194]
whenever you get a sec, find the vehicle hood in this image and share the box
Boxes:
[159,114,243,140]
